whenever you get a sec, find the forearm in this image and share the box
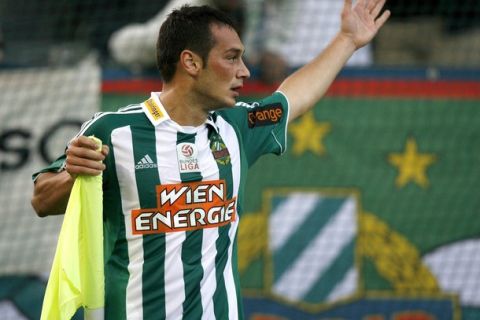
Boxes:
[278,33,356,121]
[31,171,75,217]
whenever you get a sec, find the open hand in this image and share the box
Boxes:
[340,0,391,49]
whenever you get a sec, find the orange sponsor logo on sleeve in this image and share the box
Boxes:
[247,104,283,128]
[131,180,236,235]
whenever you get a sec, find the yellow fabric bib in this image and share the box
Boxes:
[41,137,104,320]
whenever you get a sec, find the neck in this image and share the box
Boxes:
[160,84,210,127]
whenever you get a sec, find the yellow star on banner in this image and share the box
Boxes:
[289,111,331,156]
[388,137,437,188]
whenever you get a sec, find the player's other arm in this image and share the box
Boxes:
[31,171,76,217]
[278,0,390,122]
[31,136,108,217]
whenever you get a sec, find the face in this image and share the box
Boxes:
[194,24,251,109]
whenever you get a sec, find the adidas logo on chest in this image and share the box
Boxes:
[135,154,158,170]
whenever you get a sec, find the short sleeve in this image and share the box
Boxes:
[32,154,67,181]
[218,91,289,166]
[31,112,109,182]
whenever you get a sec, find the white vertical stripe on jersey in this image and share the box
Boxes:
[112,126,144,319]
[199,228,219,320]
[164,232,186,319]
[217,117,242,320]
[155,125,186,319]
[196,127,221,320]
[225,217,240,320]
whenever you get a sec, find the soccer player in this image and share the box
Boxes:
[31,1,389,319]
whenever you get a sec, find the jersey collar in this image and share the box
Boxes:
[142,92,170,126]
[142,92,220,133]
[206,112,219,134]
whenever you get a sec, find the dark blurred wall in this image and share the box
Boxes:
[0,0,169,66]
[386,0,480,32]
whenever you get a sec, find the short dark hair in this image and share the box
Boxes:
[156,5,239,83]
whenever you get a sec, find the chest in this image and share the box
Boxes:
[108,124,239,206]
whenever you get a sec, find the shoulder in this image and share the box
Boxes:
[79,103,146,137]
[231,91,289,111]
[217,91,289,127]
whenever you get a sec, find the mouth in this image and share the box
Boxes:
[230,85,243,96]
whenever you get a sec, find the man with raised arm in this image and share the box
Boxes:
[32,1,389,319]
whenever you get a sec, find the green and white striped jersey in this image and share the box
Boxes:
[35,91,289,319]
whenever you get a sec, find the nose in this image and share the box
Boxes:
[237,58,251,79]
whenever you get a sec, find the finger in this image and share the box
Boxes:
[101,145,110,157]
[371,0,386,18]
[67,145,106,161]
[375,9,391,29]
[67,155,106,170]
[66,152,106,175]
[366,0,376,11]
[344,0,353,12]
[73,135,101,150]
[65,163,104,176]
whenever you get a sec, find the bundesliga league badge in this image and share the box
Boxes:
[177,142,200,173]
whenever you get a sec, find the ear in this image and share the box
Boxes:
[180,50,203,77]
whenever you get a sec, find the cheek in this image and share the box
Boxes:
[209,61,235,81]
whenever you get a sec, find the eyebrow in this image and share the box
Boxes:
[225,48,244,56]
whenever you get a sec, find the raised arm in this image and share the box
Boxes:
[278,0,390,122]
[31,136,108,217]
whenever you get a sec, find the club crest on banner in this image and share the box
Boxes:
[267,192,358,306]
